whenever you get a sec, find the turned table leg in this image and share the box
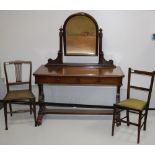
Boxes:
[116,85,121,126]
[37,84,45,126]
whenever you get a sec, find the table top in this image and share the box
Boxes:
[33,65,124,78]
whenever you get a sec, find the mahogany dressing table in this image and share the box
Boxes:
[33,12,124,125]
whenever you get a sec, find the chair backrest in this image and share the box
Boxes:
[127,68,155,108]
[4,60,32,92]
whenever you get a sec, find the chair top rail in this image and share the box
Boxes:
[4,60,31,65]
[131,68,155,76]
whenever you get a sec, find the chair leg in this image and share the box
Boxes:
[137,111,142,144]
[9,103,12,117]
[143,108,148,131]
[32,99,37,127]
[30,104,32,115]
[112,106,116,136]
[4,102,8,130]
[126,110,130,126]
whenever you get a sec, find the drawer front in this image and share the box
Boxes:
[56,77,78,84]
[79,77,99,84]
[35,76,78,84]
[99,77,122,85]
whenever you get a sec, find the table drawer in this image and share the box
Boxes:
[79,77,99,84]
[35,76,79,84]
[48,76,78,84]
[99,77,122,85]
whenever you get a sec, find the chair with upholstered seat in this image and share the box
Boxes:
[3,60,37,130]
[112,68,154,144]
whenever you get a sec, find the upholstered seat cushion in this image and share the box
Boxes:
[4,90,34,101]
[118,98,146,111]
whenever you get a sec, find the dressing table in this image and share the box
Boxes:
[33,12,124,125]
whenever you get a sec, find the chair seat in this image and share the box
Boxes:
[4,90,34,101]
[118,98,146,111]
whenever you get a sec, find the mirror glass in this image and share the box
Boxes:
[64,15,98,56]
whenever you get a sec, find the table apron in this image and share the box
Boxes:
[35,76,123,86]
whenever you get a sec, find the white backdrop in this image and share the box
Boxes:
[0,10,155,107]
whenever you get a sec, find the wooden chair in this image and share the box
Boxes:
[3,60,37,130]
[112,68,154,144]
